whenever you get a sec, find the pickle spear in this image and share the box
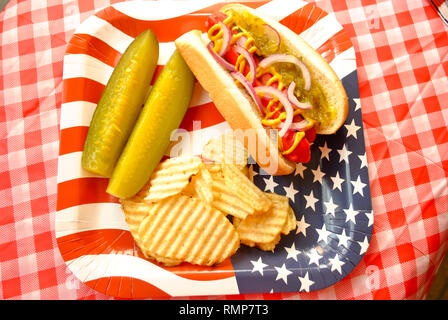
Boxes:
[82,30,159,178]
[106,50,195,199]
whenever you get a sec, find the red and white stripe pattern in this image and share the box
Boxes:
[56,0,355,298]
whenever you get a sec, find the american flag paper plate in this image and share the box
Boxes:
[56,0,373,298]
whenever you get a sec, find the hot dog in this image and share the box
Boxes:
[175,4,348,175]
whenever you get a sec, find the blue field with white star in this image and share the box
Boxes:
[230,71,374,294]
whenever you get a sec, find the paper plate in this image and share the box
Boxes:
[56,0,373,298]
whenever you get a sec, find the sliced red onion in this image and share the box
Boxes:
[291,119,310,130]
[278,119,309,131]
[287,81,312,110]
[218,21,231,56]
[231,71,265,115]
[254,86,293,137]
[234,44,256,84]
[207,42,235,71]
[262,24,281,51]
[258,53,311,91]
[236,35,247,47]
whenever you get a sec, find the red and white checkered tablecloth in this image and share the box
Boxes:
[0,0,447,300]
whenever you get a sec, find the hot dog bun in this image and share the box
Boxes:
[175,4,348,175]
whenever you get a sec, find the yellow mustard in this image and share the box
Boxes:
[282,132,305,155]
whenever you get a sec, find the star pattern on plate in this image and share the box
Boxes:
[353,98,361,111]
[337,229,351,248]
[296,215,310,236]
[251,257,268,276]
[337,144,352,163]
[294,163,307,178]
[319,141,332,160]
[345,119,361,139]
[248,164,258,181]
[304,190,319,211]
[324,196,338,217]
[230,71,373,294]
[316,224,331,243]
[358,236,370,255]
[284,243,300,261]
[358,153,368,169]
[275,264,292,284]
[351,176,367,196]
[283,182,299,202]
[366,211,374,227]
[298,272,315,292]
[308,248,323,267]
[311,166,325,184]
[344,204,359,224]
[329,254,345,274]
[331,171,345,192]
[263,175,278,193]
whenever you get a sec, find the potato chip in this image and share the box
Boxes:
[238,233,280,251]
[120,199,150,239]
[240,165,250,178]
[188,166,214,204]
[142,251,182,267]
[241,233,281,251]
[212,178,255,219]
[120,198,183,265]
[222,163,272,214]
[235,216,285,251]
[180,180,196,198]
[142,155,202,202]
[256,234,281,251]
[138,195,240,266]
[203,163,223,178]
[251,204,295,251]
[234,192,289,244]
[202,132,248,169]
[204,159,249,179]
[121,150,295,265]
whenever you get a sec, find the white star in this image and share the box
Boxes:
[248,164,258,182]
[329,254,345,274]
[344,204,359,224]
[344,119,361,139]
[337,229,351,248]
[275,263,292,284]
[250,257,268,275]
[351,176,367,196]
[311,166,325,184]
[294,162,307,178]
[358,236,370,255]
[324,197,338,217]
[331,171,345,192]
[298,272,315,292]
[263,175,278,193]
[296,215,310,237]
[304,190,319,211]
[358,153,368,169]
[353,98,361,111]
[319,141,332,161]
[366,210,374,227]
[337,144,352,163]
[307,248,322,267]
[316,224,331,243]
[283,182,299,202]
[284,242,300,261]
